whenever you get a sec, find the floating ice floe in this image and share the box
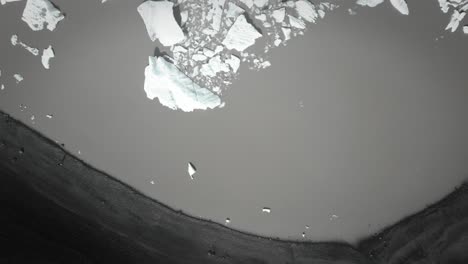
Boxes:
[1,0,22,5]
[389,0,409,15]
[188,162,196,180]
[200,55,230,77]
[254,0,268,8]
[356,0,384,8]
[288,15,306,29]
[137,0,185,46]
[262,207,271,213]
[295,0,319,23]
[225,55,241,73]
[11,35,39,56]
[144,56,222,112]
[41,45,55,69]
[464,25,468,34]
[1,84,4,90]
[13,74,23,83]
[240,0,254,9]
[272,8,286,23]
[22,0,64,31]
[223,14,262,51]
[446,9,466,32]
[226,2,244,18]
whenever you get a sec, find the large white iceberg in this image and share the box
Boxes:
[144,56,222,112]
[137,1,185,46]
[22,0,64,31]
[222,14,262,51]
[390,0,409,15]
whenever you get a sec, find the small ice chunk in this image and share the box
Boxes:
[1,0,22,5]
[14,74,23,83]
[240,0,254,9]
[150,180,155,185]
[254,0,268,8]
[295,0,319,23]
[222,14,262,51]
[226,2,244,18]
[302,232,306,238]
[255,13,267,22]
[282,27,291,41]
[192,54,208,61]
[41,45,55,69]
[46,114,53,118]
[262,207,271,213]
[389,0,409,15]
[200,55,230,77]
[137,1,185,46]
[305,225,310,229]
[274,38,281,46]
[225,55,241,73]
[22,0,64,31]
[225,218,231,224]
[288,15,306,29]
[330,214,339,220]
[356,0,384,7]
[446,10,466,32]
[272,8,286,23]
[214,45,224,54]
[11,35,39,56]
[203,48,215,57]
[180,10,188,25]
[188,162,196,179]
[144,56,222,112]
[464,25,468,34]
[1,84,4,90]
[260,60,271,69]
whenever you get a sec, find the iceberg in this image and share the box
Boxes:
[41,45,55,69]
[390,0,409,15]
[295,0,319,23]
[272,8,286,23]
[288,15,306,29]
[143,56,222,112]
[356,0,384,8]
[137,1,185,46]
[188,162,196,180]
[225,55,241,73]
[22,0,64,31]
[222,14,262,51]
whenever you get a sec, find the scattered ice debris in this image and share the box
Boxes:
[188,162,197,180]
[348,8,357,15]
[446,9,466,32]
[22,0,65,31]
[329,214,339,220]
[1,0,22,5]
[464,25,468,34]
[262,207,271,213]
[11,35,39,56]
[389,0,409,15]
[225,218,231,224]
[137,0,185,46]
[222,14,262,51]
[356,0,384,8]
[200,55,230,77]
[143,56,222,112]
[13,74,23,83]
[41,45,55,69]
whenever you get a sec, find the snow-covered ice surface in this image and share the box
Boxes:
[41,45,55,69]
[137,1,185,46]
[22,0,64,31]
[144,56,222,112]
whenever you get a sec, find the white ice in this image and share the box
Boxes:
[11,34,39,56]
[200,55,230,77]
[282,27,291,41]
[464,25,468,34]
[262,207,271,213]
[222,14,262,51]
[22,0,64,31]
[13,74,23,83]
[144,56,222,112]
[1,0,22,5]
[240,0,254,9]
[446,10,466,32]
[254,0,268,8]
[137,1,185,46]
[41,45,55,69]
[272,8,286,23]
[225,55,241,73]
[226,2,244,18]
[356,0,384,8]
[390,0,409,15]
[295,0,319,23]
[288,15,306,29]
[188,162,196,179]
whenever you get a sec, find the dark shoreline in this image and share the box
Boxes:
[0,110,466,264]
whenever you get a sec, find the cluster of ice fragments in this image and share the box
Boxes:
[138,0,338,112]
